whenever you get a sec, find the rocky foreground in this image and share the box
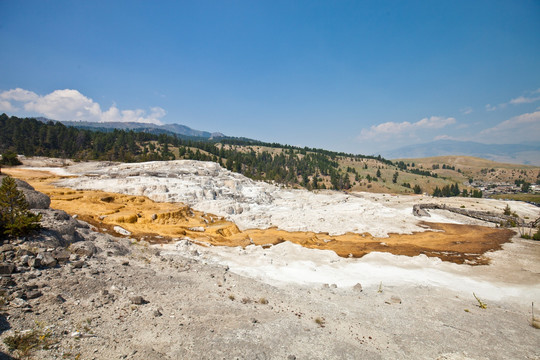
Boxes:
[0,168,539,359]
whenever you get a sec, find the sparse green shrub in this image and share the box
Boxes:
[258,297,268,304]
[3,326,53,357]
[0,151,22,166]
[0,175,41,237]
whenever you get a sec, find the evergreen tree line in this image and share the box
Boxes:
[0,114,390,190]
[432,183,482,198]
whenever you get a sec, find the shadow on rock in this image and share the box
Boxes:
[0,312,10,335]
[0,351,17,360]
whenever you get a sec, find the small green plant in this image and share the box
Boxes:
[377,282,383,293]
[473,292,487,309]
[314,317,325,327]
[3,325,53,357]
[258,297,268,305]
[228,294,235,301]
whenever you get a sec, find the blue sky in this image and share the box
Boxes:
[1,1,539,155]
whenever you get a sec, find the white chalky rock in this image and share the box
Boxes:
[113,226,131,236]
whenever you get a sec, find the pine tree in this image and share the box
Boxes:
[0,176,41,237]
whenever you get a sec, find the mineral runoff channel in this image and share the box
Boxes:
[6,168,515,266]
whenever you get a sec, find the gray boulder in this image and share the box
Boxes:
[21,188,51,209]
[11,178,51,209]
[36,252,57,268]
[53,249,71,264]
[35,209,83,246]
[70,241,97,257]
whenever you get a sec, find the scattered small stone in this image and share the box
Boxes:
[0,244,15,253]
[0,262,15,275]
[26,290,43,299]
[188,226,205,232]
[70,241,96,257]
[0,276,15,287]
[53,249,71,263]
[71,260,85,269]
[385,296,402,305]
[36,252,57,268]
[330,284,337,289]
[121,260,129,266]
[17,249,34,257]
[153,309,163,317]
[250,318,258,324]
[10,298,29,308]
[28,257,41,268]
[151,214,158,220]
[18,254,30,266]
[114,226,132,236]
[287,356,297,360]
[353,283,363,292]
[130,296,148,305]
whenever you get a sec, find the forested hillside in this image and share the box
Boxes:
[0,114,383,190]
[5,114,534,197]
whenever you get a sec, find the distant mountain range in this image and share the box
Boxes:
[382,140,540,166]
[37,118,225,140]
[35,117,539,166]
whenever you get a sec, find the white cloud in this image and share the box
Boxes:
[24,89,102,121]
[485,104,498,111]
[509,95,540,105]
[359,116,456,139]
[0,88,166,125]
[0,88,39,102]
[0,100,15,112]
[433,135,460,141]
[480,110,540,142]
[487,87,540,111]
[461,107,473,115]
